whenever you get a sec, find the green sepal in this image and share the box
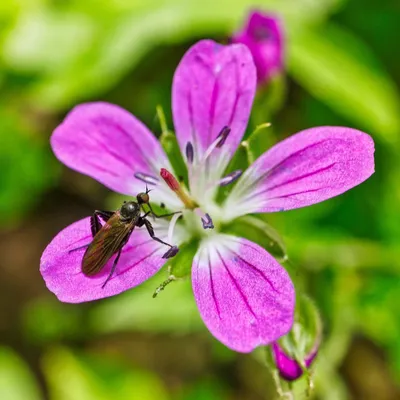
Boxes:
[223,215,287,261]
[163,239,199,279]
[278,294,322,361]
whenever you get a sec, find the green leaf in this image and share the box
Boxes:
[90,272,203,334]
[0,347,42,400]
[3,0,345,109]
[288,23,400,144]
[0,110,60,226]
[43,347,169,400]
[22,298,86,344]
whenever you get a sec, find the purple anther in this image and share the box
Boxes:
[219,170,242,186]
[162,246,180,259]
[216,126,231,148]
[186,142,194,164]
[134,172,159,185]
[201,213,214,229]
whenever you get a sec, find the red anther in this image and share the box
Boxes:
[160,168,180,191]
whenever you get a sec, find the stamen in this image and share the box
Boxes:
[201,213,214,229]
[219,170,242,186]
[134,172,159,185]
[167,212,182,244]
[160,168,197,208]
[216,126,231,148]
[195,208,214,229]
[202,126,231,161]
[185,142,194,164]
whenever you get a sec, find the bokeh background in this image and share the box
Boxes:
[0,0,399,399]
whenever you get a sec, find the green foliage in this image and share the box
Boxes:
[0,347,42,400]
[90,272,203,335]
[42,347,169,400]
[0,109,60,226]
[0,0,399,398]
[288,23,400,144]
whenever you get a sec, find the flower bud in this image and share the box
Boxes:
[272,294,321,381]
[232,11,284,86]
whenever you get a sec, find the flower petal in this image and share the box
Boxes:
[51,102,182,209]
[232,11,284,85]
[224,126,375,219]
[40,217,176,303]
[192,235,295,352]
[172,40,256,170]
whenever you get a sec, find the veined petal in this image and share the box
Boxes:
[223,126,375,220]
[40,217,179,303]
[192,235,295,353]
[51,102,182,209]
[172,40,256,175]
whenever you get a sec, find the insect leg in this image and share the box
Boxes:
[145,203,181,219]
[101,248,122,289]
[68,243,90,253]
[91,210,114,237]
[69,210,114,253]
[138,217,179,258]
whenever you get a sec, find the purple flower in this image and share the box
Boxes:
[232,11,284,85]
[272,342,318,381]
[40,40,374,353]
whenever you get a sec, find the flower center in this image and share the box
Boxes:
[185,126,242,201]
[160,168,213,231]
[156,126,244,242]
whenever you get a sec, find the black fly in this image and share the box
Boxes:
[70,188,179,288]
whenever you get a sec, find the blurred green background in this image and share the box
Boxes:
[0,0,399,399]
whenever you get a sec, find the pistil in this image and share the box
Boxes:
[160,168,197,209]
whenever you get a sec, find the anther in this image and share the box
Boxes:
[202,126,232,161]
[219,170,242,186]
[134,172,159,185]
[186,142,194,164]
[201,213,214,229]
[216,126,231,148]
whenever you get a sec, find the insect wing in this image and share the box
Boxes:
[82,214,133,276]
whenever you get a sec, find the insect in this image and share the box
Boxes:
[70,188,179,289]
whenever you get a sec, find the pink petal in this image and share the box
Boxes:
[172,40,256,165]
[225,126,375,218]
[232,11,284,85]
[40,217,171,303]
[51,102,179,207]
[192,235,295,352]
